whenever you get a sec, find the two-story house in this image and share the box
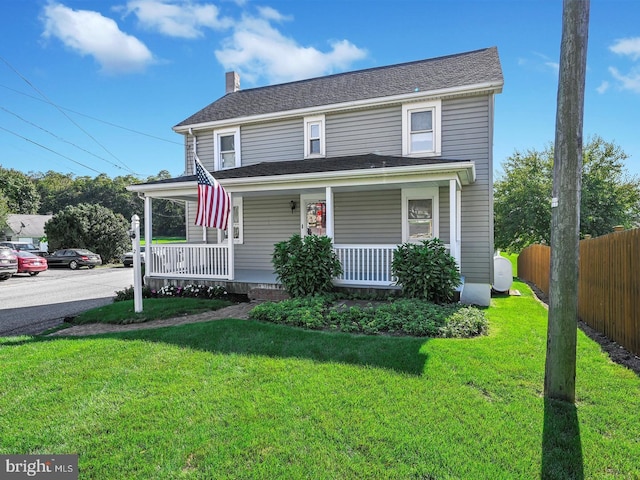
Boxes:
[128,46,504,306]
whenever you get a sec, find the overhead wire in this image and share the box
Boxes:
[0,83,182,146]
[0,125,103,174]
[0,55,141,176]
[0,106,140,174]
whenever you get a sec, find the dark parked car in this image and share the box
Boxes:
[0,241,47,256]
[0,246,18,279]
[46,249,102,270]
[15,251,48,276]
[122,246,145,267]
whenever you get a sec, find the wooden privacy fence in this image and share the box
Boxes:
[518,229,640,357]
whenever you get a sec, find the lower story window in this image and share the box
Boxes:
[402,187,439,242]
[408,199,433,240]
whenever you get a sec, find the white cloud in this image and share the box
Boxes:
[41,3,154,74]
[122,0,232,39]
[605,37,640,94]
[214,8,367,85]
[609,66,640,94]
[596,81,610,94]
[610,37,640,60]
[544,61,559,73]
[518,52,558,75]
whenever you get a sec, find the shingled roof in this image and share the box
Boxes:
[175,47,503,128]
[141,154,471,186]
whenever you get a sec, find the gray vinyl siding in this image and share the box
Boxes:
[186,202,203,243]
[334,190,401,244]
[326,106,401,157]
[241,119,302,165]
[180,93,494,284]
[442,95,492,284]
[234,195,299,271]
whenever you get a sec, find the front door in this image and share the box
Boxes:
[300,194,326,237]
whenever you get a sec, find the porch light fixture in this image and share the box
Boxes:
[290,200,296,213]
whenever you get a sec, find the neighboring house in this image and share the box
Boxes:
[129,47,504,305]
[2,214,52,250]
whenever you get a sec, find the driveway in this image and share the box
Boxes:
[0,266,134,336]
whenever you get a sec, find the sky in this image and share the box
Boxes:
[1,0,639,181]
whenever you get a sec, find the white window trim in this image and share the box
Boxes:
[401,187,439,242]
[217,197,243,244]
[213,126,241,171]
[304,115,325,158]
[402,100,441,157]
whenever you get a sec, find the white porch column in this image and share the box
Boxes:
[325,186,334,240]
[144,196,152,276]
[227,192,234,280]
[449,179,461,266]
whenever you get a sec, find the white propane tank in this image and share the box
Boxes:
[493,255,513,293]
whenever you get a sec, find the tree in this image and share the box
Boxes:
[545,0,590,404]
[494,136,639,251]
[45,203,130,262]
[145,170,185,237]
[0,166,40,214]
[0,192,9,227]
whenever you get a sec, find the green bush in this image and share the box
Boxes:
[45,203,130,262]
[249,297,488,338]
[438,307,489,338]
[391,239,461,303]
[249,297,326,329]
[272,234,342,297]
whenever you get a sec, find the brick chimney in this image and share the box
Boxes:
[225,71,240,94]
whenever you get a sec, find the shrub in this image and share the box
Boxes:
[113,285,154,302]
[250,297,488,338]
[392,239,461,303]
[438,307,489,338]
[272,234,342,297]
[250,297,326,329]
[45,203,129,262]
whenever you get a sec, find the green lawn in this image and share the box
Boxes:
[1,280,638,479]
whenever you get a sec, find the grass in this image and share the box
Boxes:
[1,280,639,479]
[141,236,186,245]
[71,298,233,325]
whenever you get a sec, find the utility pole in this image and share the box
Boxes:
[544,0,590,403]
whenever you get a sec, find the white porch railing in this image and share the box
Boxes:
[333,244,398,286]
[147,244,229,279]
[146,242,450,286]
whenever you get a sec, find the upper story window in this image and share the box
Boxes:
[214,127,241,170]
[402,100,441,157]
[304,115,325,158]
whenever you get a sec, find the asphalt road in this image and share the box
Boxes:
[0,266,134,336]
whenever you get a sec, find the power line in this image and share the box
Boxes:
[0,125,103,175]
[0,83,182,146]
[0,55,139,175]
[0,106,140,176]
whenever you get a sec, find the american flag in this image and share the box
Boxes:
[193,154,230,230]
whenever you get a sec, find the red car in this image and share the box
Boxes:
[15,251,48,276]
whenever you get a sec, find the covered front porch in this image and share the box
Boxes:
[128,154,474,293]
